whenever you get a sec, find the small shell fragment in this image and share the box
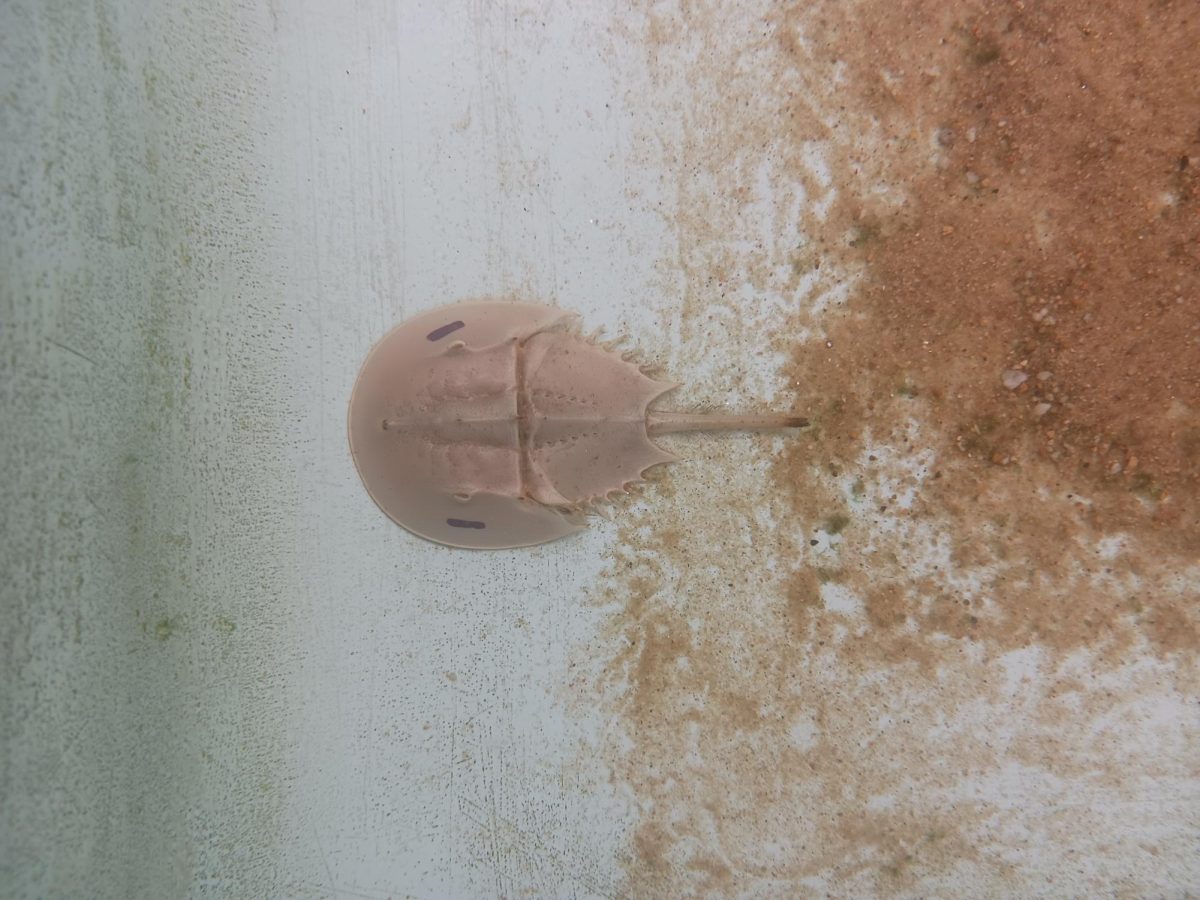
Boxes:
[1001,369,1029,390]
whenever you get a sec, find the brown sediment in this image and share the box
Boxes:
[580,0,1200,896]
[773,0,1200,667]
[782,0,1200,555]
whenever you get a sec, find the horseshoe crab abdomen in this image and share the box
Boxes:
[521,331,676,506]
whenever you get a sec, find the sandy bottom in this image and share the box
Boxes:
[578,2,1200,895]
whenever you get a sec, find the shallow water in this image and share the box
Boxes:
[3,1,1196,897]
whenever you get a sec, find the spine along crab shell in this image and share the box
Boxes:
[347,300,807,549]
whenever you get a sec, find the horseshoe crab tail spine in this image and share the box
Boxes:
[646,411,809,435]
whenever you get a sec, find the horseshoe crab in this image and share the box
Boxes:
[348,300,806,548]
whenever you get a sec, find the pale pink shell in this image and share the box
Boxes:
[348,300,676,549]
